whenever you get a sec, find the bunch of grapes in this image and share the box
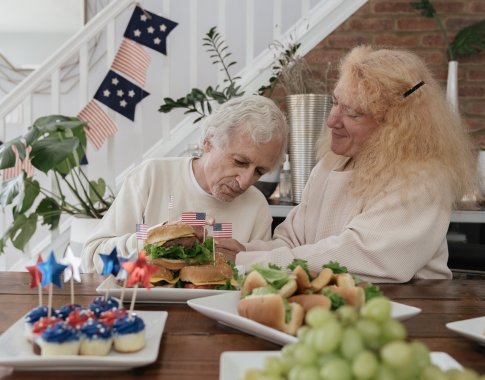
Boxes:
[244,297,484,380]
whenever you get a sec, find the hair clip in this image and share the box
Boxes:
[403,81,425,98]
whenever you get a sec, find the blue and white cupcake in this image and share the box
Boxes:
[88,296,119,317]
[24,306,55,341]
[56,303,83,320]
[38,322,80,356]
[112,314,145,353]
[79,320,113,356]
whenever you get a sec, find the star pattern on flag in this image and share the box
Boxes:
[99,247,121,277]
[122,250,158,288]
[93,70,149,121]
[26,256,43,289]
[62,247,82,283]
[38,251,68,288]
[123,6,178,55]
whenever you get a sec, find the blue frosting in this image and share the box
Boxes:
[80,320,112,340]
[113,314,145,335]
[56,304,83,320]
[89,296,119,317]
[41,322,80,343]
[25,306,55,325]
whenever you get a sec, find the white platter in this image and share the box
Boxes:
[219,351,463,380]
[187,291,421,346]
[96,275,236,303]
[446,316,485,346]
[0,310,167,371]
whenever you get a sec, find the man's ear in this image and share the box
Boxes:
[203,138,212,153]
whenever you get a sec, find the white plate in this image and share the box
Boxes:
[219,351,463,380]
[446,316,485,346]
[0,310,167,371]
[96,275,236,303]
[187,292,421,346]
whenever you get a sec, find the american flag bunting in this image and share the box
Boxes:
[1,144,34,180]
[112,38,151,87]
[181,211,206,226]
[78,100,118,150]
[212,223,233,239]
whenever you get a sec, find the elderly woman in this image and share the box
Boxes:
[218,46,479,283]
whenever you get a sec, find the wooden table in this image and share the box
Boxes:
[1,272,484,379]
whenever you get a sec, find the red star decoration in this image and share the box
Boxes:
[26,256,44,289]
[122,250,158,289]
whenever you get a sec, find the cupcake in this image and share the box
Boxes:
[66,309,96,330]
[56,303,83,320]
[88,296,119,317]
[38,322,80,356]
[31,316,63,354]
[99,308,127,327]
[24,306,55,341]
[79,320,113,356]
[112,314,145,353]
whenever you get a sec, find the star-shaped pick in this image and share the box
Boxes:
[122,250,158,288]
[117,251,137,281]
[62,246,82,283]
[38,251,68,288]
[100,247,121,276]
[26,256,43,288]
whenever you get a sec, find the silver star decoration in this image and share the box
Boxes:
[103,89,111,97]
[62,247,82,283]
[147,26,154,34]
[134,29,142,37]
[117,89,124,97]
[111,77,119,86]
[128,90,135,97]
[120,100,128,108]
[154,37,161,45]
[140,14,148,22]
[160,24,167,32]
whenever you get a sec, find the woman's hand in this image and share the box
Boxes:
[215,238,246,263]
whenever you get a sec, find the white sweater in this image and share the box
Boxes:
[237,155,453,283]
[83,157,272,273]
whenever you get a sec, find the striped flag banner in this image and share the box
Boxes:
[168,195,175,209]
[212,223,233,239]
[112,38,151,87]
[2,144,35,180]
[181,211,206,226]
[78,100,118,150]
[136,223,148,241]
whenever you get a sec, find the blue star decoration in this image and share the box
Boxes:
[93,70,149,121]
[38,251,68,288]
[100,247,121,277]
[123,6,178,55]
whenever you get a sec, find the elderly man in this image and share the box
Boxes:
[82,95,288,273]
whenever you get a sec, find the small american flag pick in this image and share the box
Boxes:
[168,195,174,209]
[136,223,148,241]
[213,223,233,239]
[93,70,150,121]
[78,100,118,150]
[181,211,206,226]
[123,6,178,55]
[112,38,151,87]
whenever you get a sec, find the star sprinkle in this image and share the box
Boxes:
[62,246,82,283]
[38,251,68,288]
[26,256,43,289]
[122,250,158,288]
[100,247,121,276]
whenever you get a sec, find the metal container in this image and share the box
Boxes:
[286,94,331,203]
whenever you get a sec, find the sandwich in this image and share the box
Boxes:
[144,223,236,289]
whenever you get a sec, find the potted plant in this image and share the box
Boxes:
[0,115,115,253]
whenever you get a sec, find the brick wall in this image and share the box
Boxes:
[280,0,485,148]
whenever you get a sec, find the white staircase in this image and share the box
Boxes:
[0,0,366,270]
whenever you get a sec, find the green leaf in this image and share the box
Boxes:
[0,173,24,209]
[89,178,107,203]
[322,261,348,274]
[10,213,38,251]
[30,136,79,173]
[451,20,485,57]
[36,197,62,230]
[18,178,40,214]
[251,264,291,290]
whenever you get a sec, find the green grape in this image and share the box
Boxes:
[340,327,365,360]
[380,341,413,369]
[421,365,450,380]
[360,296,392,323]
[381,319,406,343]
[242,368,284,380]
[374,364,396,380]
[288,365,320,380]
[319,357,352,380]
[351,350,378,379]
[311,320,343,354]
[263,356,286,377]
[296,325,310,341]
[355,318,382,350]
[305,307,335,328]
[450,369,480,380]
[317,352,344,368]
[335,305,358,326]
[410,341,431,370]
[293,343,318,366]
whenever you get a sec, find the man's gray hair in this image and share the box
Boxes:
[200,95,288,165]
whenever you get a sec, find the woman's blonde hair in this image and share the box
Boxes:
[318,45,479,206]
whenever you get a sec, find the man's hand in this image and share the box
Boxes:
[215,238,246,263]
